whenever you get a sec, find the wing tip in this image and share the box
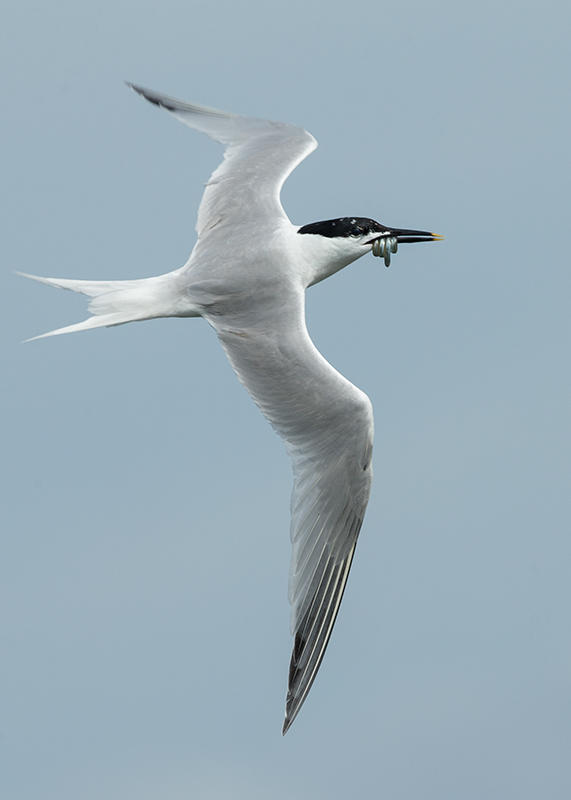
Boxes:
[280,667,309,737]
[282,692,303,735]
[125,81,178,112]
[282,535,361,734]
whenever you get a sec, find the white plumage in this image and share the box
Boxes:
[22,83,440,733]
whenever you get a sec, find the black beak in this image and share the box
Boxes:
[386,227,443,244]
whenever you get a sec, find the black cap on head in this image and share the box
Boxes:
[298,217,387,238]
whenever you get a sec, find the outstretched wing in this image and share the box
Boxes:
[206,289,374,734]
[127,83,317,237]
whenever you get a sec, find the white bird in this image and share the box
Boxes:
[21,84,442,733]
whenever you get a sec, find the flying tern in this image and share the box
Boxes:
[21,83,442,733]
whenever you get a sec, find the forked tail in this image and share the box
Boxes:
[19,270,197,341]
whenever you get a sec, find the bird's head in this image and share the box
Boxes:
[297,217,443,283]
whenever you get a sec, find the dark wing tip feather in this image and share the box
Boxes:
[281,531,361,735]
[125,81,178,112]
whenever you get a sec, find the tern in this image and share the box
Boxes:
[21,84,442,734]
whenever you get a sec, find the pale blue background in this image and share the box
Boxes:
[2,1,570,797]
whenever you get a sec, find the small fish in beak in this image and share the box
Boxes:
[371,229,443,267]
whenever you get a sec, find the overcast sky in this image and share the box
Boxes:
[2,1,570,798]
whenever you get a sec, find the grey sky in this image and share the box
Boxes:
[2,0,570,797]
